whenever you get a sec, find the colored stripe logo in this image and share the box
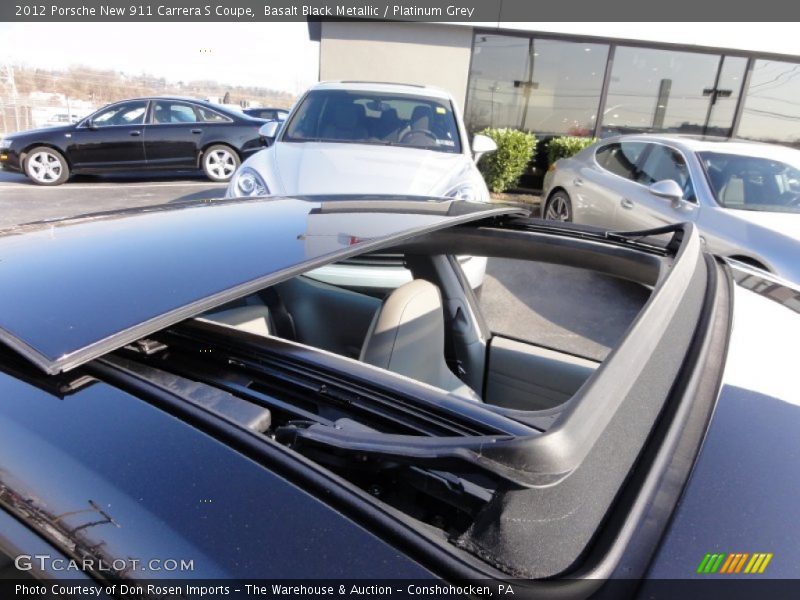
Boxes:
[696,552,773,574]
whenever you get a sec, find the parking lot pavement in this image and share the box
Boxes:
[0,170,227,228]
[481,258,650,361]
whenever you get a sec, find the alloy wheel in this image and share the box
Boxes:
[27,151,63,184]
[546,195,571,221]
[205,149,236,180]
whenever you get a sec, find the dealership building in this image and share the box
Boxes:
[311,22,800,186]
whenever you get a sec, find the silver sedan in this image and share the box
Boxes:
[542,134,800,284]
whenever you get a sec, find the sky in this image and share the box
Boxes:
[0,22,319,94]
[2,21,797,96]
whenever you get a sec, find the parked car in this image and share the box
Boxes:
[42,112,83,127]
[226,81,497,290]
[0,96,267,185]
[242,107,289,121]
[543,134,800,283]
[0,196,797,586]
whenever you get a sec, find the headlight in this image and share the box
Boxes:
[445,183,478,201]
[0,138,12,150]
[231,167,269,197]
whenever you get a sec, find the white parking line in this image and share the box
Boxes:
[0,181,227,190]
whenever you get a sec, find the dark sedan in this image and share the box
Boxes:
[0,197,797,593]
[0,96,267,185]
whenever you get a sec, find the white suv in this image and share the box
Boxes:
[227,81,496,291]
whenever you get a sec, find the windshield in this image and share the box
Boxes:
[282,89,462,153]
[699,151,800,213]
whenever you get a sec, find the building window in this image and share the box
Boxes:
[706,56,747,136]
[737,59,800,148]
[466,34,609,136]
[601,46,740,136]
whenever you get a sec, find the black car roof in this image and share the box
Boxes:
[90,96,251,118]
[0,196,521,375]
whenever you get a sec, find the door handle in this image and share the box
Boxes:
[573,178,584,187]
[129,130,141,137]
[191,128,203,134]
[620,198,634,209]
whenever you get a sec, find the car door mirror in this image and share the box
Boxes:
[85,118,98,130]
[258,121,281,145]
[648,179,685,208]
[471,134,497,163]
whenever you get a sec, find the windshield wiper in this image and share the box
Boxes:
[284,138,325,143]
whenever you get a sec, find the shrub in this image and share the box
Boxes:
[547,136,597,165]
[477,128,537,194]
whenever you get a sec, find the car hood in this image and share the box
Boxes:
[271,142,472,196]
[5,124,75,139]
[726,208,800,242]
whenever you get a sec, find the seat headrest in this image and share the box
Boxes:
[330,102,359,130]
[360,279,442,370]
[360,280,480,402]
[380,107,400,122]
[410,105,433,130]
[199,305,272,337]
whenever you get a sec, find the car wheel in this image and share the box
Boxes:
[544,190,573,222]
[202,145,240,182]
[24,147,69,186]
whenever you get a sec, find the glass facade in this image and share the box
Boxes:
[464,31,800,151]
[602,48,746,136]
[707,56,748,136]
[466,35,609,136]
[738,59,800,147]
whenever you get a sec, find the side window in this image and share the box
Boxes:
[197,106,232,123]
[152,101,200,124]
[595,142,646,180]
[91,101,148,127]
[636,145,695,200]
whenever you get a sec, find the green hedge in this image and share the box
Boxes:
[547,136,597,165]
[477,128,537,194]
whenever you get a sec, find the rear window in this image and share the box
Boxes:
[198,106,232,123]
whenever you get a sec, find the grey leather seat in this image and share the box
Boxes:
[360,280,481,402]
[199,305,272,337]
[322,102,368,140]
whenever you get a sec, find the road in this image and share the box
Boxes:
[480,259,649,361]
[0,172,646,360]
[0,170,227,228]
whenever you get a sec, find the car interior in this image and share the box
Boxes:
[196,252,612,414]
[703,153,800,209]
[284,91,461,151]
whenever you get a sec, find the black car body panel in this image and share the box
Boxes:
[647,385,800,579]
[0,97,266,174]
[645,271,800,580]
[0,361,434,579]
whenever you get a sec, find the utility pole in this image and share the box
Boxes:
[0,64,21,132]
